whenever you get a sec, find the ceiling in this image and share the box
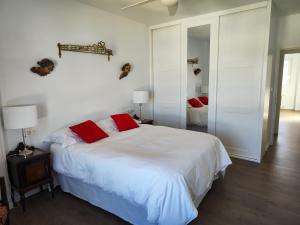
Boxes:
[76,0,300,26]
[188,25,210,41]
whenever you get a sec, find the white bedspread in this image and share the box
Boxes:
[51,125,231,225]
[187,106,208,126]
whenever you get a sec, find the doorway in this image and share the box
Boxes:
[274,50,300,138]
[186,25,210,133]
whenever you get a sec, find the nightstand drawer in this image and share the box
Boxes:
[8,152,51,188]
[24,159,50,185]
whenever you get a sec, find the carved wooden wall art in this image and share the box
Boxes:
[30,58,55,77]
[193,68,201,76]
[187,57,199,65]
[119,63,131,80]
[57,41,113,61]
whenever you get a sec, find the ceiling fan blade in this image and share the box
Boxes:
[167,2,178,16]
[121,0,156,10]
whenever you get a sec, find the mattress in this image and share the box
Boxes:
[51,125,231,225]
[187,106,208,127]
[56,172,154,225]
[55,171,218,225]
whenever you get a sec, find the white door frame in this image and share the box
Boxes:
[272,48,300,135]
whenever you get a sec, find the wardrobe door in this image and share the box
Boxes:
[216,7,267,160]
[152,25,182,128]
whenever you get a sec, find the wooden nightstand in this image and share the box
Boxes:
[6,148,54,212]
[141,119,153,125]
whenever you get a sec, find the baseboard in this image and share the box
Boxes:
[229,153,260,163]
[227,146,260,163]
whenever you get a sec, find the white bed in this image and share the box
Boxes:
[51,124,231,225]
[187,105,208,127]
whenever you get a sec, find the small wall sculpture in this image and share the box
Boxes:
[187,57,199,65]
[30,58,55,77]
[119,63,131,80]
[194,68,201,76]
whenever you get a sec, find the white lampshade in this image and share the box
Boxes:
[133,91,149,104]
[2,105,38,130]
[201,85,209,94]
[161,0,178,6]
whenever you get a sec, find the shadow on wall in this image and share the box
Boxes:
[0,90,13,208]
[6,94,48,119]
[0,90,9,152]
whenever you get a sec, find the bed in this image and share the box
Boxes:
[187,105,208,127]
[50,124,231,225]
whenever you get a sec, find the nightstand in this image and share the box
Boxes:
[141,119,153,125]
[6,148,54,212]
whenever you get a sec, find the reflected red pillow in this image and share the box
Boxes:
[198,96,208,105]
[111,113,139,132]
[69,120,108,143]
[188,98,203,108]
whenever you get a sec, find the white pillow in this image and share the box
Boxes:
[44,128,82,148]
[96,118,118,134]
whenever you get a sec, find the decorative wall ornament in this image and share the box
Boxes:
[30,58,55,76]
[187,57,199,65]
[119,63,132,80]
[187,57,201,76]
[193,68,201,76]
[57,41,113,61]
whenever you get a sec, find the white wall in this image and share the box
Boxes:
[0,0,150,150]
[0,115,6,177]
[295,56,300,110]
[0,106,10,206]
[277,13,300,49]
[187,37,210,98]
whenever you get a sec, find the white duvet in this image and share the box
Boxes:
[51,125,231,225]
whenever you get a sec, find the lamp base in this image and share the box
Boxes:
[19,148,33,158]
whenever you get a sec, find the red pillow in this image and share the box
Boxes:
[111,113,139,132]
[69,120,108,143]
[188,98,203,108]
[198,96,208,105]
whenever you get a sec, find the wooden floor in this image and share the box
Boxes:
[10,110,300,225]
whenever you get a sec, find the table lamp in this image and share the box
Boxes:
[133,90,149,121]
[201,85,209,95]
[2,105,37,157]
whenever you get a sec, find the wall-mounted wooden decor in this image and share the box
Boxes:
[30,58,55,77]
[187,57,199,65]
[193,68,201,76]
[119,63,131,80]
[57,41,113,61]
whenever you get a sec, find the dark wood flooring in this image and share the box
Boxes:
[10,110,300,225]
